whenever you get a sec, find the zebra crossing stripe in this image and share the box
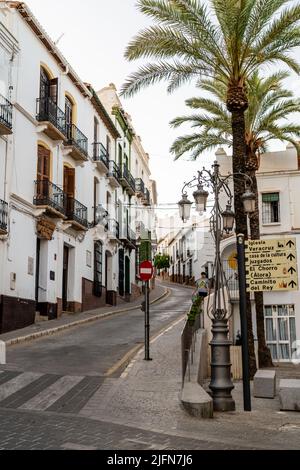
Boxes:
[20,375,83,411]
[0,372,42,401]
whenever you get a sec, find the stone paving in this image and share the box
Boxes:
[80,317,300,450]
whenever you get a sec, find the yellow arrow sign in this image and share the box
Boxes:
[245,238,298,292]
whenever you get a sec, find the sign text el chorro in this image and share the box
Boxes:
[245,238,298,292]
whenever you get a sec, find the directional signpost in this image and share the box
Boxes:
[139,261,154,361]
[245,238,298,293]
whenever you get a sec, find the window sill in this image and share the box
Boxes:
[262,223,281,227]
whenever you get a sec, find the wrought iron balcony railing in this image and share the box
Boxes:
[93,142,109,168]
[66,123,88,157]
[105,218,120,239]
[127,226,136,244]
[66,196,88,228]
[34,180,67,216]
[0,93,13,132]
[135,178,145,195]
[0,199,8,232]
[36,97,67,137]
[108,160,121,181]
[122,164,136,193]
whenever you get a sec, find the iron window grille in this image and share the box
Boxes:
[262,192,280,224]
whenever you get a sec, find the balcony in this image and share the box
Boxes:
[66,197,88,231]
[33,180,67,218]
[93,142,109,173]
[0,94,13,136]
[0,199,8,234]
[36,97,67,141]
[135,178,145,198]
[64,124,88,162]
[142,188,151,206]
[105,218,120,242]
[107,160,121,188]
[119,164,135,195]
[119,224,136,248]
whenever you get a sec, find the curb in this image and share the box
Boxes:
[4,287,170,347]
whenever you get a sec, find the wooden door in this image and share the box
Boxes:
[37,145,50,198]
[64,167,75,216]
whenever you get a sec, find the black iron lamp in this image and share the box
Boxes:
[222,205,235,233]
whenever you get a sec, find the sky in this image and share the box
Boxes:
[24,0,300,220]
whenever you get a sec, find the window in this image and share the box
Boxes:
[262,193,280,223]
[93,241,103,297]
[264,304,296,361]
[65,96,73,140]
[94,117,99,143]
[118,144,122,167]
[106,136,111,158]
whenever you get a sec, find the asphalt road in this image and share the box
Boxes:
[2,284,191,377]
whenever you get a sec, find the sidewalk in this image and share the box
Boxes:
[81,317,300,450]
[0,284,168,346]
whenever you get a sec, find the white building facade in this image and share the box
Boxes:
[217,145,300,362]
[157,216,214,285]
[0,2,155,333]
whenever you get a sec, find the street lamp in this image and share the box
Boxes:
[242,188,256,214]
[193,184,209,213]
[178,161,255,412]
[178,193,193,223]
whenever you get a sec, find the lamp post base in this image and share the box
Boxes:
[209,318,235,412]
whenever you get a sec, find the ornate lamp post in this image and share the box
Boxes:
[178,161,255,411]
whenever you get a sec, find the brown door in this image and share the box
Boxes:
[64,166,75,217]
[37,145,50,199]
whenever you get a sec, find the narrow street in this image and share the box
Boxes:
[0,284,196,449]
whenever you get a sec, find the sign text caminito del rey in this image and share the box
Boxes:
[245,238,298,292]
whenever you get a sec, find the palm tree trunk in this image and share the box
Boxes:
[231,108,257,379]
[247,163,273,368]
[231,111,257,378]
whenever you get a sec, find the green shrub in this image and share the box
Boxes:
[187,296,203,324]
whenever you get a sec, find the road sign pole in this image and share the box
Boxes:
[237,233,251,412]
[144,280,152,361]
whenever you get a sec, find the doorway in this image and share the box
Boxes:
[125,255,130,295]
[62,245,69,311]
[35,238,41,303]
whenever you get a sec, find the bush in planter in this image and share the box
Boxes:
[187,296,203,324]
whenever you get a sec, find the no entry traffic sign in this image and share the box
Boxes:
[139,260,154,282]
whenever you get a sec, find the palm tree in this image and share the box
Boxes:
[170,71,300,367]
[121,0,300,376]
